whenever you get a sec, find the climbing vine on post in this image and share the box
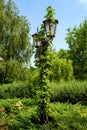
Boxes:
[33,6,58,124]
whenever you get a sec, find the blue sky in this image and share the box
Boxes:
[13,0,87,51]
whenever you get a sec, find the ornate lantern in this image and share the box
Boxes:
[43,19,58,38]
[32,33,42,48]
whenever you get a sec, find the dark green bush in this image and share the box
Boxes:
[0,82,36,99]
[0,80,87,105]
[50,80,87,105]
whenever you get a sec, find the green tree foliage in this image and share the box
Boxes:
[49,50,73,82]
[28,66,40,85]
[0,0,33,83]
[66,19,87,80]
[57,49,70,59]
[50,58,73,81]
[0,0,32,64]
[0,60,30,83]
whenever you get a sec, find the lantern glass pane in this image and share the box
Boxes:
[45,20,50,36]
[54,21,58,36]
[50,24,55,37]
[35,41,42,48]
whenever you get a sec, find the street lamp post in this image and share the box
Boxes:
[32,7,58,124]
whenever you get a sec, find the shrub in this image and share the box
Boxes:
[0,82,36,99]
[0,99,87,130]
[50,80,87,105]
[0,80,87,105]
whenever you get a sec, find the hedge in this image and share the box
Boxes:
[50,80,87,105]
